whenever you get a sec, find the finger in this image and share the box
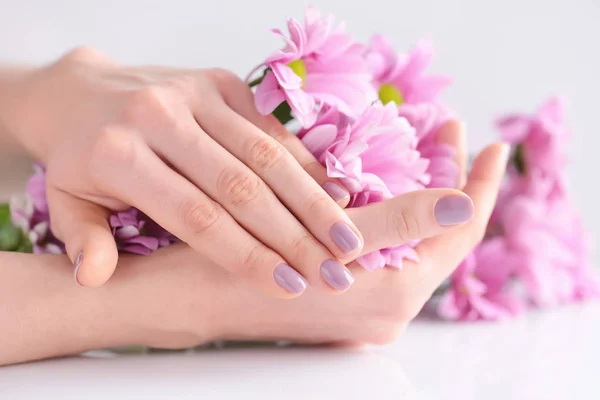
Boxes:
[418,142,510,284]
[213,70,351,207]
[346,188,474,256]
[46,188,118,288]
[148,115,355,293]
[436,120,467,189]
[194,82,364,264]
[96,137,307,298]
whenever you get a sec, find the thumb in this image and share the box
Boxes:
[47,189,119,288]
[346,188,474,257]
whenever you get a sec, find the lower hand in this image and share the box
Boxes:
[131,142,508,347]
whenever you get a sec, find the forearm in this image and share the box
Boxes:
[0,246,228,366]
[0,251,141,365]
[0,65,36,154]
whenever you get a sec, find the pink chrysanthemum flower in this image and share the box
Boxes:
[399,103,459,188]
[110,209,178,256]
[438,238,523,321]
[298,103,430,270]
[253,6,376,127]
[367,35,451,107]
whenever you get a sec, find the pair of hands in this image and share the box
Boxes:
[7,48,496,299]
[5,47,508,346]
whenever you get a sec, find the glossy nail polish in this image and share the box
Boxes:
[434,195,474,226]
[273,264,307,294]
[323,182,350,203]
[330,222,362,254]
[320,259,355,291]
[73,251,83,287]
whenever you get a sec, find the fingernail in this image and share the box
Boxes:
[320,260,355,292]
[273,264,307,294]
[330,222,362,254]
[73,251,84,287]
[323,182,350,203]
[434,195,474,226]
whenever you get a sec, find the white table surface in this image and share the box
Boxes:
[1,302,598,400]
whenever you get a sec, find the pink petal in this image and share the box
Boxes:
[121,244,153,256]
[284,88,317,127]
[300,124,338,157]
[254,72,286,116]
[270,63,303,90]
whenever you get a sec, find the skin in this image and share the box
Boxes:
[0,142,509,366]
[0,49,509,365]
[0,49,472,298]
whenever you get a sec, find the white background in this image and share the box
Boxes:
[1,0,599,252]
[1,1,599,398]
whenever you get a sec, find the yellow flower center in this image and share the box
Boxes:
[287,59,307,86]
[378,83,404,105]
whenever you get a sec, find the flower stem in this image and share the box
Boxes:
[248,76,264,88]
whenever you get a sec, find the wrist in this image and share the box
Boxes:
[121,246,228,349]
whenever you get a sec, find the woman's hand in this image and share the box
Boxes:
[2,48,372,296]
[139,142,508,348]
[0,142,506,366]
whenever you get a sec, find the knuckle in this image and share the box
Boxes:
[290,234,316,260]
[217,169,263,207]
[92,129,138,168]
[238,244,270,280]
[388,210,421,243]
[265,119,292,142]
[305,193,332,215]
[62,46,103,63]
[121,86,177,129]
[301,160,324,175]
[248,137,287,171]
[208,68,240,88]
[179,200,222,236]
[163,75,198,99]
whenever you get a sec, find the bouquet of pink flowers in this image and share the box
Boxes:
[0,6,596,322]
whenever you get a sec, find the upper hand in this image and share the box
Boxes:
[12,47,372,295]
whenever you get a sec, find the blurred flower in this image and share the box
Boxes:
[501,196,598,306]
[110,209,178,256]
[438,238,522,321]
[399,103,459,188]
[367,35,451,106]
[298,103,430,270]
[254,6,376,126]
[10,164,63,254]
[497,97,568,180]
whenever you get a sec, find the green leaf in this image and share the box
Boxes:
[513,143,526,175]
[0,203,11,225]
[16,235,33,253]
[0,224,21,251]
[272,101,294,125]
